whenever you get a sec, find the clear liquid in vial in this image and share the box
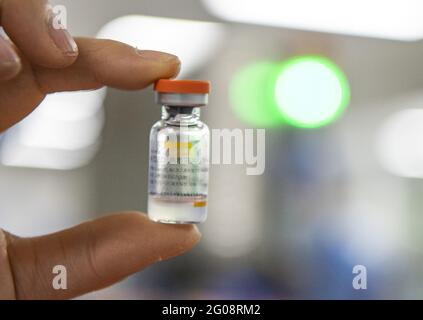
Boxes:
[148,195,207,224]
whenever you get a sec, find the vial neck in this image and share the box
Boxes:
[162,106,200,126]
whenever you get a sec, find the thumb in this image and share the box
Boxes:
[2,212,201,300]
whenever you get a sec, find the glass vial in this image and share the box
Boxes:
[148,80,210,224]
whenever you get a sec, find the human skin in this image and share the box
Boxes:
[0,0,201,299]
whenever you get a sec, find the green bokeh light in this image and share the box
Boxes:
[275,56,350,128]
[230,56,350,128]
[229,62,285,127]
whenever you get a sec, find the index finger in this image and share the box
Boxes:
[0,38,181,132]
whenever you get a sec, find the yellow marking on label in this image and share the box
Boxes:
[164,141,193,149]
[193,201,207,207]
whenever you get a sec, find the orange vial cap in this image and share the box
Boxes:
[154,79,211,94]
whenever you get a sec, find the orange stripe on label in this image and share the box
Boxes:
[193,201,207,208]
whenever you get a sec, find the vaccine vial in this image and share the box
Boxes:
[148,79,210,224]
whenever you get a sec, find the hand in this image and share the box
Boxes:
[0,0,200,300]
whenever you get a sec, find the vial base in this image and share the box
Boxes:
[148,195,207,224]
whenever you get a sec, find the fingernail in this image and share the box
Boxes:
[136,49,179,63]
[0,35,21,79]
[46,6,78,56]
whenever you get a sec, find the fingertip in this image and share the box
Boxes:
[168,56,182,79]
[168,223,202,252]
[129,49,182,89]
[102,211,201,264]
[116,211,202,253]
[135,50,181,79]
[157,53,181,80]
[159,223,202,259]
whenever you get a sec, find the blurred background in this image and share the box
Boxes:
[2,0,423,299]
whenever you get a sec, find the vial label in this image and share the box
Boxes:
[148,135,209,199]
